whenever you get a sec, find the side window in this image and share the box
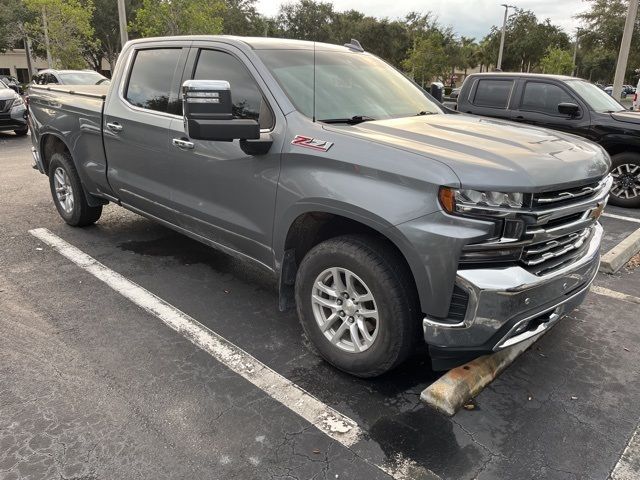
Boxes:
[520,82,575,116]
[193,49,274,129]
[125,48,182,113]
[473,79,513,108]
[46,74,58,84]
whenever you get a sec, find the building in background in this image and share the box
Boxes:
[0,46,112,84]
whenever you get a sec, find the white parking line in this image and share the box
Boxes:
[28,228,362,447]
[603,212,640,224]
[591,286,640,305]
[610,423,640,480]
[29,228,437,480]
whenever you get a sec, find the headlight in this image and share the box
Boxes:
[11,95,24,108]
[439,187,525,214]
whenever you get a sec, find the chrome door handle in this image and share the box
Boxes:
[106,121,123,132]
[172,138,195,150]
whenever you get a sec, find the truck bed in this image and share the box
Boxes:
[28,84,110,195]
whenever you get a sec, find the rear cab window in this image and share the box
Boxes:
[471,79,514,109]
[124,48,183,115]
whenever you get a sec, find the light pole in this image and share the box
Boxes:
[572,30,582,77]
[612,0,639,100]
[496,4,515,71]
[117,0,129,48]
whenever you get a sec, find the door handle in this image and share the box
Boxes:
[106,121,123,133]
[172,138,195,150]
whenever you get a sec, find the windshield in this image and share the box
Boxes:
[58,71,107,85]
[566,80,625,113]
[256,49,442,122]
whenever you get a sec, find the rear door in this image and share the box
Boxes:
[510,80,591,137]
[459,77,515,120]
[103,41,190,221]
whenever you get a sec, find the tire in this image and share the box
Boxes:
[14,126,28,136]
[295,234,420,378]
[48,151,103,226]
[609,152,640,208]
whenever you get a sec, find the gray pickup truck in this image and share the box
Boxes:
[29,36,612,376]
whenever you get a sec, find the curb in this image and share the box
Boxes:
[600,227,640,274]
[420,334,542,416]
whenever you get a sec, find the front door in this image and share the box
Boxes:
[510,80,591,137]
[166,45,284,268]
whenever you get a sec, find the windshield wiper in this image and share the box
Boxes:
[319,115,376,125]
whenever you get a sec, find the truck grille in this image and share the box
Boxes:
[459,175,612,277]
[0,98,14,113]
[533,179,604,207]
[521,228,591,276]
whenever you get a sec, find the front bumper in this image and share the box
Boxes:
[0,104,27,131]
[424,223,602,360]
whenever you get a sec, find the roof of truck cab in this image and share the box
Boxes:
[127,35,354,52]
[467,72,578,82]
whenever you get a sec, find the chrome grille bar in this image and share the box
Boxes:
[522,229,590,267]
[534,177,609,205]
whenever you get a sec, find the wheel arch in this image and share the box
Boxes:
[40,133,71,176]
[40,133,107,208]
[274,203,427,314]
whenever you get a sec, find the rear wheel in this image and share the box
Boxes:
[48,152,103,226]
[295,235,419,378]
[609,152,640,208]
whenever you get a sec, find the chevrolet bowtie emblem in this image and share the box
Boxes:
[590,202,605,220]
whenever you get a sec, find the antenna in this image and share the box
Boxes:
[312,41,316,123]
[343,39,364,52]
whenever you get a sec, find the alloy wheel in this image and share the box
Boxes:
[53,167,75,214]
[611,163,640,199]
[311,267,379,353]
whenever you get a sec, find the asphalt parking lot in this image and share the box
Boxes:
[2,131,640,480]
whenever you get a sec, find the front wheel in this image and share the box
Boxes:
[295,235,419,378]
[609,152,640,208]
[48,152,103,226]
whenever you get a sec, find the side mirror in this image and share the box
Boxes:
[182,79,260,141]
[558,102,580,118]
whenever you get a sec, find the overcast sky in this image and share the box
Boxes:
[255,0,588,39]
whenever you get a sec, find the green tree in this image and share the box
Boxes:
[275,0,335,42]
[577,0,640,83]
[24,0,96,69]
[132,0,225,37]
[460,36,478,76]
[222,0,264,36]
[402,31,448,87]
[481,9,570,72]
[540,46,574,74]
[0,0,36,53]
[84,0,143,73]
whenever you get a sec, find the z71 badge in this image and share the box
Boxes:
[291,135,334,152]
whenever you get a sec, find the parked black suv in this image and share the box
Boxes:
[457,73,640,207]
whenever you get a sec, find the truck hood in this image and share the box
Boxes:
[325,114,610,191]
[610,110,640,126]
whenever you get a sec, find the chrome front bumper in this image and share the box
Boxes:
[423,223,602,352]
